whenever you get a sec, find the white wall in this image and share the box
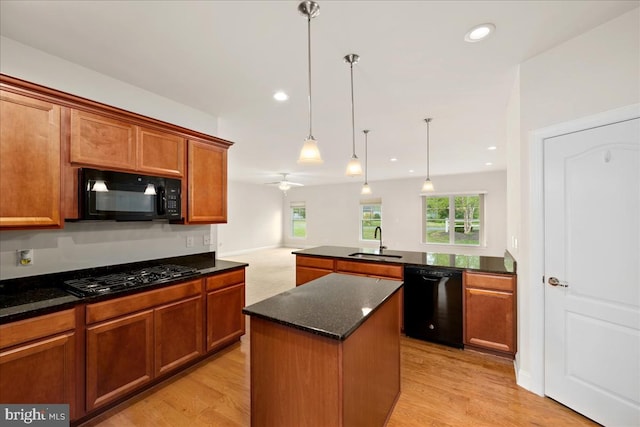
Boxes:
[217,181,283,256]
[0,222,215,280]
[0,37,219,136]
[283,171,507,257]
[0,37,224,280]
[511,8,640,394]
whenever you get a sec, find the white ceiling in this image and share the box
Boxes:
[1,1,637,186]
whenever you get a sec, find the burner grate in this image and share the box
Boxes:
[64,264,199,297]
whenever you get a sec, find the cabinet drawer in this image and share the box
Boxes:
[335,260,403,280]
[206,268,245,292]
[296,255,335,270]
[0,309,75,349]
[463,272,515,292]
[86,279,202,324]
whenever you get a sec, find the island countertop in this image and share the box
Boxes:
[293,245,516,274]
[242,272,403,340]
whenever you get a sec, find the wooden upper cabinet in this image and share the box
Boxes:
[137,127,184,177]
[188,140,228,223]
[0,90,62,228]
[70,109,136,170]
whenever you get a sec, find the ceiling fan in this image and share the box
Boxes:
[265,173,304,193]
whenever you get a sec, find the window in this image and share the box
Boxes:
[423,194,484,246]
[291,203,306,238]
[360,199,381,241]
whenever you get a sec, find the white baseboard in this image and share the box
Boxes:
[218,244,282,258]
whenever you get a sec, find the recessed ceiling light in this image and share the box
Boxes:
[409,169,414,173]
[485,162,493,166]
[488,146,497,150]
[273,91,288,101]
[464,23,495,42]
[390,157,398,162]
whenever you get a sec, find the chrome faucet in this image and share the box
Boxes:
[374,226,386,252]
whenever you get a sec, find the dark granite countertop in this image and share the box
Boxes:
[293,246,516,274]
[0,252,247,324]
[243,273,403,341]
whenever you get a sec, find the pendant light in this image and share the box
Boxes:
[421,118,435,192]
[361,130,371,194]
[297,1,323,164]
[344,53,362,176]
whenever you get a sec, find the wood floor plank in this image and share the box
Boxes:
[80,332,597,427]
[80,249,596,426]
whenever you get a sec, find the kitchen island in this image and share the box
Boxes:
[243,273,402,427]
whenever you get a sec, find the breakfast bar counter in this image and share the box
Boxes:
[242,273,403,426]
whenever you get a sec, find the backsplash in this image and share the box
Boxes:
[0,222,216,280]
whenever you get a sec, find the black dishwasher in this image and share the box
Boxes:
[403,266,463,348]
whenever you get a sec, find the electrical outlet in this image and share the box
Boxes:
[203,235,211,245]
[186,236,194,248]
[18,249,34,266]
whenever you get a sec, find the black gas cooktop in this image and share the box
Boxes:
[63,264,199,297]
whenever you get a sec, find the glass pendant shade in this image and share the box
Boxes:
[421,178,434,192]
[344,53,362,176]
[298,137,323,164]
[297,1,322,164]
[361,182,371,195]
[346,155,363,176]
[421,118,435,193]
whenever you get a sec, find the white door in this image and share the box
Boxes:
[544,117,640,426]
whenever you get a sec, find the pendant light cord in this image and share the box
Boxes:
[425,118,431,179]
[350,62,356,156]
[364,130,369,183]
[307,16,313,139]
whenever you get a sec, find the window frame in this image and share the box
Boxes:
[360,200,382,242]
[422,193,485,247]
[290,202,307,239]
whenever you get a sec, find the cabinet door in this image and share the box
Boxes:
[154,296,203,377]
[296,266,333,286]
[0,90,61,228]
[188,140,227,223]
[70,109,136,170]
[0,332,76,419]
[206,283,245,352]
[137,127,185,177]
[86,310,154,411]
[464,288,515,354]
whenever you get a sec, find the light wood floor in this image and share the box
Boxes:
[79,248,598,426]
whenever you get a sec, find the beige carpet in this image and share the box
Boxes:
[222,247,300,305]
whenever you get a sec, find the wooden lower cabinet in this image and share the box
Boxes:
[296,255,405,331]
[86,310,154,411]
[463,271,516,357]
[296,255,334,286]
[0,309,76,419]
[154,295,203,376]
[205,269,246,352]
[85,280,203,411]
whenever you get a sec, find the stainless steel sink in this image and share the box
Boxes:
[348,252,403,259]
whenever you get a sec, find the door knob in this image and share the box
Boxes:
[548,277,568,288]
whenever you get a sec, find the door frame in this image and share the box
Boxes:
[525,103,640,396]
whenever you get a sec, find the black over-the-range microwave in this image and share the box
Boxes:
[77,168,182,221]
